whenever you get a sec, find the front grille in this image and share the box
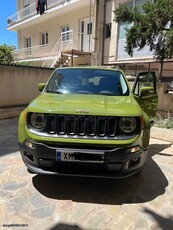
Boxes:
[47,115,118,138]
[28,113,141,140]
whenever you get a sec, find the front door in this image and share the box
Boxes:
[80,18,93,52]
[132,72,158,118]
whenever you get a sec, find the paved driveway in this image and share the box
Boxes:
[0,118,173,230]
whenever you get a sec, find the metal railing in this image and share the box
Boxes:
[12,43,56,61]
[42,30,74,67]
[12,29,93,67]
[7,0,70,28]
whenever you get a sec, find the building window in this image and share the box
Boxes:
[119,21,132,40]
[87,23,92,35]
[105,23,111,38]
[135,0,150,13]
[118,1,133,40]
[25,37,31,56]
[41,32,48,46]
[61,26,70,41]
[118,0,154,40]
[26,37,31,48]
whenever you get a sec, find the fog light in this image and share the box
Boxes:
[39,159,53,168]
[24,151,36,163]
[25,141,34,149]
[131,158,138,162]
[130,146,141,153]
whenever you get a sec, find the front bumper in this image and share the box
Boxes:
[19,140,148,178]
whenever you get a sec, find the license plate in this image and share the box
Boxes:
[56,150,77,161]
[56,150,105,162]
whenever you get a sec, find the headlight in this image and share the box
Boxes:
[119,117,137,134]
[29,113,46,129]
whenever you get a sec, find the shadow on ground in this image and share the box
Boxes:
[0,118,19,156]
[49,223,83,230]
[48,212,173,230]
[144,208,173,230]
[32,143,170,205]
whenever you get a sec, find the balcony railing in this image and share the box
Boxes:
[7,0,71,28]
[13,43,56,61]
[12,30,93,67]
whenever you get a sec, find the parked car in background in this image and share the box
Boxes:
[18,67,158,178]
[165,81,173,93]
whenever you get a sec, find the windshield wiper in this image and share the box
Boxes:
[46,89,62,94]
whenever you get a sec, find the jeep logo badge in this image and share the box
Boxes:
[76,109,89,114]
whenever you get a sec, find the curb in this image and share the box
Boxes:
[0,107,25,120]
[150,127,173,143]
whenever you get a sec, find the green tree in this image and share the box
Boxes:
[114,0,173,80]
[0,44,14,64]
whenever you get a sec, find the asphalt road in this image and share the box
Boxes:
[0,118,173,230]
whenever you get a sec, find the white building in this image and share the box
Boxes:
[8,0,97,67]
[7,0,173,79]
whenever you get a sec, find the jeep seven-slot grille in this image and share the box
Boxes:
[47,115,117,138]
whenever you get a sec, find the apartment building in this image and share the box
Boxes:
[102,0,173,79]
[7,0,173,80]
[7,0,99,67]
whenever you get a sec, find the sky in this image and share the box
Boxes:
[0,1,17,47]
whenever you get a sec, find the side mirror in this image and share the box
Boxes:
[140,87,155,97]
[38,83,46,92]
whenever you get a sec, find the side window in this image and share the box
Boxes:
[133,72,156,96]
[119,74,128,95]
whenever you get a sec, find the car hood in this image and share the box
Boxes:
[28,93,142,116]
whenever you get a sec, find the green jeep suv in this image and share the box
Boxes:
[18,67,158,178]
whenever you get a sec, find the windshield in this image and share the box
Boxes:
[45,68,129,96]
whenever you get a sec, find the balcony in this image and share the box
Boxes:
[7,0,92,31]
[12,30,93,67]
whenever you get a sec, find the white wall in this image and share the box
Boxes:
[0,64,173,114]
[0,65,53,107]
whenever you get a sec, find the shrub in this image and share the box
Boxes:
[154,113,173,130]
